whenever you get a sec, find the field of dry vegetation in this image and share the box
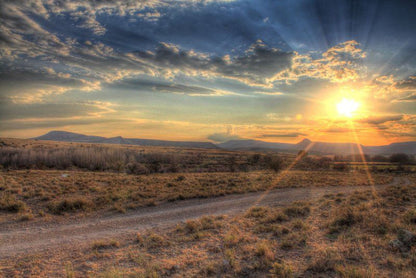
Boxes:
[0,138,415,277]
[0,169,393,223]
[1,177,415,277]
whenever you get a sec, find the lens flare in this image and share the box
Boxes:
[337,98,359,118]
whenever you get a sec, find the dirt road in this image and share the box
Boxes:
[0,177,408,259]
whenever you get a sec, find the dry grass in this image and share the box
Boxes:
[0,169,392,223]
[0,139,412,276]
[2,178,415,277]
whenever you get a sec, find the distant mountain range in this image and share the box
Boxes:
[34,131,416,155]
[34,131,218,149]
[218,138,416,155]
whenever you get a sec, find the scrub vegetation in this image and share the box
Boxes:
[0,138,414,277]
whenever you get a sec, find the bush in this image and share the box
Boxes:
[144,233,167,249]
[48,197,94,214]
[333,163,349,171]
[389,153,410,164]
[126,162,149,175]
[265,156,283,172]
[307,249,339,273]
[284,202,311,218]
[271,262,293,277]
[92,239,120,250]
[0,193,27,213]
[329,207,362,234]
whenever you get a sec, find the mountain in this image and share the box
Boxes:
[34,131,416,155]
[218,138,416,155]
[363,141,416,155]
[35,131,106,143]
[34,131,218,149]
[217,139,296,151]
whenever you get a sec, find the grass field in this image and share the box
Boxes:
[0,169,393,223]
[1,177,415,277]
[0,139,415,277]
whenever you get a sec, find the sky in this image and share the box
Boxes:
[0,0,415,145]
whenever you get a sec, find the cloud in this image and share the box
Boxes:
[394,76,416,90]
[322,127,351,133]
[399,94,416,102]
[207,126,242,142]
[0,0,373,103]
[359,115,403,125]
[132,40,294,86]
[207,132,242,142]
[259,132,306,138]
[0,68,102,103]
[368,75,416,101]
[0,0,414,143]
[271,40,367,84]
[107,77,236,96]
[0,117,124,131]
[0,100,116,121]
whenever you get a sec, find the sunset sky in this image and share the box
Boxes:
[0,0,415,145]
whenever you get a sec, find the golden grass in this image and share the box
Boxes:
[0,169,393,222]
[2,180,416,277]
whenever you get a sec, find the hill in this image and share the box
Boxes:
[34,131,218,149]
[218,138,416,155]
[34,131,416,155]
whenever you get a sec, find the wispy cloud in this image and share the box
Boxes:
[0,0,414,143]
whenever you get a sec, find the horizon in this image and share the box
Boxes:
[7,129,415,147]
[0,0,415,145]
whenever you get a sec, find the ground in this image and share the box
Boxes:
[0,139,415,277]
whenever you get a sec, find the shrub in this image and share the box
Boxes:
[245,206,270,219]
[19,213,34,221]
[0,193,27,213]
[145,233,167,249]
[126,162,149,175]
[48,197,94,214]
[265,156,283,172]
[92,239,120,250]
[329,207,362,234]
[283,202,311,218]
[271,262,293,277]
[307,249,339,273]
[264,211,289,223]
[333,163,349,171]
[336,265,375,278]
[184,220,201,233]
[255,241,274,261]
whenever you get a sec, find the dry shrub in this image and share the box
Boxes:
[280,233,307,250]
[92,239,120,250]
[283,201,311,218]
[245,206,270,219]
[223,228,244,247]
[144,233,167,249]
[182,216,220,236]
[255,241,275,262]
[329,206,362,234]
[336,265,375,278]
[270,262,293,277]
[0,193,27,212]
[307,249,340,273]
[47,197,94,214]
[264,211,289,223]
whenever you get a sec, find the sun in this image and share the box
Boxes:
[336,98,360,118]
